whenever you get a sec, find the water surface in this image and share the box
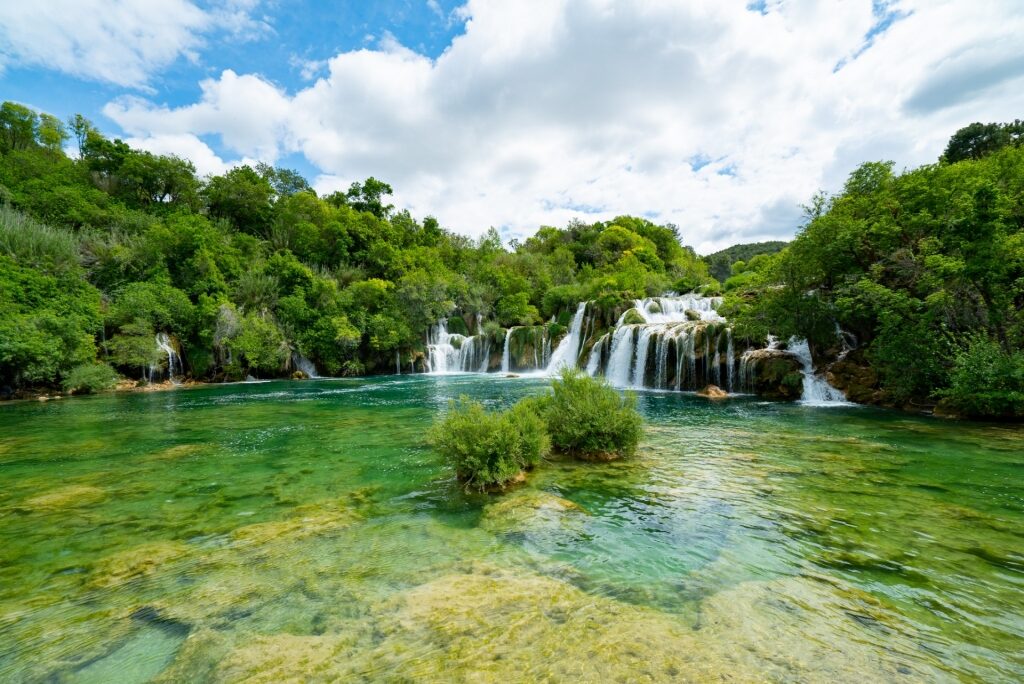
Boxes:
[0,376,1021,682]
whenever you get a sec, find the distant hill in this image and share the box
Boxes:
[702,241,788,282]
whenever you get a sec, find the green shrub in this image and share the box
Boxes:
[429,396,549,490]
[62,362,119,394]
[544,369,643,460]
[938,336,1024,418]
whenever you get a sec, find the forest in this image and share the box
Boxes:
[1,100,1022,417]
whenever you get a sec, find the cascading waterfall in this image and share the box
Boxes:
[426,319,490,374]
[632,326,655,388]
[585,334,606,376]
[726,330,734,392]
[546,302,588,374]
[415,294,849,405]
[788,338,849,405]
[152,333,180,384]
[604,325,636,387]
[292,352,319,378]
[501,327,514,373]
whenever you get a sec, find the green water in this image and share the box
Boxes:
[0,376,1021,682]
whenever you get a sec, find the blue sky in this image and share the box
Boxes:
[2,1,1023,252]
[2,1,470,181]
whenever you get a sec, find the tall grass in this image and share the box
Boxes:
[0,204,80,274]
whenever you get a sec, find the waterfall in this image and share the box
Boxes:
[501,327,514,373]
[632,326,655,388]
[395,350,401,375]
[788,338,849,405]
[546,302,587,374]
[605,325,636,387]
[153,333,180,384]
[292,352,319,378]
[585,334,606,376]
[426,319,489,374]
[726,329,734,392]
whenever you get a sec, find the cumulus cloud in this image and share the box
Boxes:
[103,0,1024,252]
[0,0,268,88]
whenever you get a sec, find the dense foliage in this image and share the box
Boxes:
[722,121,1024,417]
[703,241,788,283]
[541,370,643,460]
[0,101,713,392]
[428,397,549,490]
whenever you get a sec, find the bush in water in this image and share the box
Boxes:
[543,369,643,461]
[429,396,549,491]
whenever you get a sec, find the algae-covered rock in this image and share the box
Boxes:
[22,484,106,511]
[230,503,360,546]
[745,350,803,400]
[685,308,701,321]
[479,490,587,537]
[148,444,205,461]
[90,541,191,588]
[620,308,646,326]
[698,575,939,682]
[211,567,733,682]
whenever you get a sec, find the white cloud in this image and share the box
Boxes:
[0,0,268,88]
[124,133,258,177]
[103,0,1024,252]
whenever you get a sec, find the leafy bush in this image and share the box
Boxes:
[429,396,549,490]
[62,362,119,394]
[543,369,643,460]
[938,336,1024,417]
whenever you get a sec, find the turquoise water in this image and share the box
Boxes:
[0,375,1021,682]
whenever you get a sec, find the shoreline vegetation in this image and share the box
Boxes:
[1,101,1022,419]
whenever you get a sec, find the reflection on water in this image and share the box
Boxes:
[0,376,1021,682]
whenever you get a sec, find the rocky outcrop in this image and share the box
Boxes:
[743,350,803,400]
[697,384,729,400]
[826,351,883,405]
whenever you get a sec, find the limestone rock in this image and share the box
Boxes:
[697,384,729,400]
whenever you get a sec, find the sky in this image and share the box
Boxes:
[2,0,1023,253]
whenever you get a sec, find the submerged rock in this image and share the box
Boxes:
[209,567,729,682]
[230,503,361,546]
[22,484,106,511]
[479,490,587,537]
[90,541,191,588]
[698,575,939,682]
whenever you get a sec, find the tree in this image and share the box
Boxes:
[943,120,1023,163]
[345,177,394,219]
[0,102,39,152]
[203,166,274,235]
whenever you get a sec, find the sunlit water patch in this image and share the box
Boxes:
[0,376,1021,681]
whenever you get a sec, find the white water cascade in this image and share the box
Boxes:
[597,295,730,390]
[787,338,849,406]
[501,327,514,373]
[546,302,588,374]
[426,319,491,374]
[292,352,319,378]
[152,333,181,384]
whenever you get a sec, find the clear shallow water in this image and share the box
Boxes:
[0,376,1021,682]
